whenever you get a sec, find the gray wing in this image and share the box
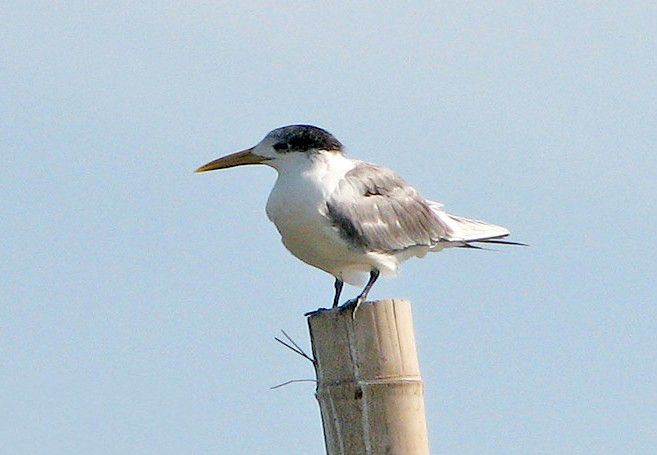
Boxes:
[325,162,446,253]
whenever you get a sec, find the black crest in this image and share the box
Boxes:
[270,125,343,153]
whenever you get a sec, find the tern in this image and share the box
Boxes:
[196,125,523,311]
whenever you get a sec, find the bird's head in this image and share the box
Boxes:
[195,125,343,173]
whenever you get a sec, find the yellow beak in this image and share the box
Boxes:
[195,148,270,172]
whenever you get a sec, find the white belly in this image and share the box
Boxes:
[278,214,354,274]
[264,155,382,285]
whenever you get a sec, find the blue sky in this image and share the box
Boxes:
[2,2,656,453]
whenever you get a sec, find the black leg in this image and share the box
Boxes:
[337,269,381,316]
[356,269,380,304]
[332,278,344,308]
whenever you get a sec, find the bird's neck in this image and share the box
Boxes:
[266,152,357,225]
[273,152,357,196]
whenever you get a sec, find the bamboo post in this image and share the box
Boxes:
[307,299,430,455]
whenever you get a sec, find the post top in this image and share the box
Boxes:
[307,299,420,382]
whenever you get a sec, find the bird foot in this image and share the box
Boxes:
[338,298,357,311]
[305,298,365,318]
[304,307,330,317]
[338,297,365,318]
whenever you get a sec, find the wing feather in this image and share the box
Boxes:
[325,162,518,255]
[325,162,446,253]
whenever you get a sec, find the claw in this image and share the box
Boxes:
[338,298,356,312]
[338,297,364,319]
[304,307,330,317]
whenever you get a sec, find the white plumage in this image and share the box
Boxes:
[197,125,521,308]
[265,151,369,285]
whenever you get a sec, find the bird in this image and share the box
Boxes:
[196,125,523,312]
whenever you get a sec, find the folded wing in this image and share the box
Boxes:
[325,162,514,254]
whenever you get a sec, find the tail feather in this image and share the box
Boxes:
[434,211,510,242]
[427,202,526,248]
[475,239,528,246]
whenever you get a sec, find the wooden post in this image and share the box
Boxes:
[307,299,430,455]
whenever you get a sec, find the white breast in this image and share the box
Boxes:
[265,153,373,284]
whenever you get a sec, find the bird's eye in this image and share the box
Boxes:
[273,142,288,151]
